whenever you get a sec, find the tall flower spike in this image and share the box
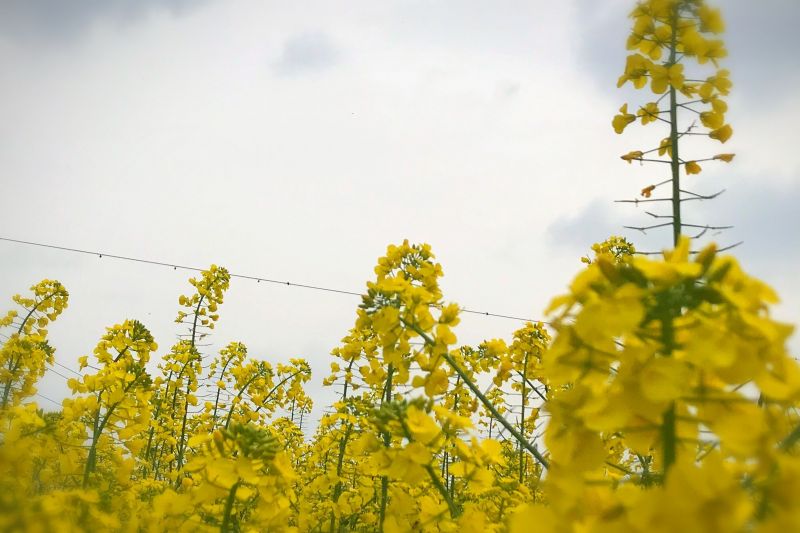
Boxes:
[615,0,733,246]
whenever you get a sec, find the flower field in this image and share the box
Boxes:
[1,1,798,532]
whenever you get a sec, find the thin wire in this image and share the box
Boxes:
[1,236,546,324]
[35,392,62,407]
[52,360,84,376]
[47,367,74,382]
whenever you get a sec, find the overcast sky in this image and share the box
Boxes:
[1,0,798,424]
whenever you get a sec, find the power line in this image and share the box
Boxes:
[52,360,85,376]
[1,236,547,325]
[47,366,74,382]
[34,392,62,407]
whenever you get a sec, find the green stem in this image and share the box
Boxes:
[16,291,58,336]
[668,3,681,245]
[780,422,800,451]
[1,358,21,409]
[519,354,528,484]
[220,481,240,532]
[252,369,304,417]
[404,319,549,469]
[212,352,238,423]
[224,372,264,429]
[329,359,356,533]
[424,463,459,518]
[174,381,193,476]
[83,369,143,486]
[398,418,460,519]
[329,423,353,533]
[661,315,677,475]
[378,364,394,533]
[83,399,103,488]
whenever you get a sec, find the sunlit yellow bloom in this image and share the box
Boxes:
[699,5,725,33]
[709,124,733,143]
[617,54,650,89]
[658,137,672,157]
[685,161,702,174]
[638,102,660,124]
[700,110,724,129]
[621,150,644,163]
[612,104,637,134]
[649,62,684,94]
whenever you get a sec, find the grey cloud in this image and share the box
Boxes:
[546,197,673,256]
[693,178,800,261]
[548,177,800,265]
[0,0,207,43]
[273,32,340,76]
[547,200,622,249]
